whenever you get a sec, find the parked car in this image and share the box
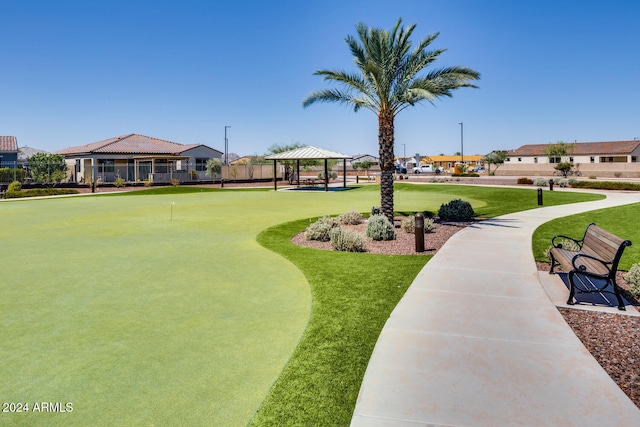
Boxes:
[413,165,444,174]
[394,165,407,174]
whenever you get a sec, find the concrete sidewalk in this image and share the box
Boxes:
[351,191,640,426]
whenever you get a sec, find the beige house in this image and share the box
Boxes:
[498,140,640,177]
[57,134,222,183]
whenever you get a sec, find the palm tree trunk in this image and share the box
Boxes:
[378,111,395,223]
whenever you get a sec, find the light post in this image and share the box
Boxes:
[459,122,464,165]
[224,125,231,165]
[402,143,406,165]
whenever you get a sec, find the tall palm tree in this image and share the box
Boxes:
[303,18,480,222]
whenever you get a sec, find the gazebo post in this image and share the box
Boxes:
[272,160,277,191]
[296,160,300,186]
[343,160,347,188]
[324,159,328,192]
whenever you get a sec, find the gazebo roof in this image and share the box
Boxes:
[265,145,352,161]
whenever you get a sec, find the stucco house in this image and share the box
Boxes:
[56,134,222,183]
[500,140,640,177]
[0,136,19,167]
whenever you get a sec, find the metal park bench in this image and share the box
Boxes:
[549,223,632,310]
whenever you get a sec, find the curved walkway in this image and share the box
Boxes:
[352,190,640,426]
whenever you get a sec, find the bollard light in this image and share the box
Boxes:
[538,187,543,205]
[549,179,554,191]
[415,213,425,252]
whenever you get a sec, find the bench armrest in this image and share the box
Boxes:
[551,234,583,248]
[571,252,612,275]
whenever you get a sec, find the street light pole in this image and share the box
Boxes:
[402,143,406,164]
[224,126,231,165]
[459,122,464,165]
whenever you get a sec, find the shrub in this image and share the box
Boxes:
[424,218,435,233]
[517,177,533,185]
[438,199,475,222]
[305,216,338,242]
[114,176,125,188]
[558,179,569,188]
[171,178,180,187]
[569,180,640,191]
[329,228,367,252]
[535,178,547,187]
[545,239,581,261]
[366,215,395,241]
[588,174,597,179]
[4,180,22,198]
[614,172,622,178]
[400,217,414,233]
[337,210,362,225]
[370,206,381,216]
[623,263,640,298]
[0,168,26,183]
[143,178,153,187]
[317,171,338,181]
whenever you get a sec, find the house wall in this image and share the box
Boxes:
[495,162,640,178]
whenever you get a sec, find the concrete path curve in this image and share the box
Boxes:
[352,190,640,426]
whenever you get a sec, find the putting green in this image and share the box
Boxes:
[0,188,403,425]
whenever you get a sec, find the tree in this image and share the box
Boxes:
[353,160,374,180]
[266,143,319,181]
[483,150,508,175]
[303,18,480,222]
[205,158,222,180]
[27,153,68,185]
[545,141,576,177]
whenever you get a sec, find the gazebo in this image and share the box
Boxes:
[265,146,352,191]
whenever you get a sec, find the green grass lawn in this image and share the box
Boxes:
[532,201,640,270]
[0,184,602,426]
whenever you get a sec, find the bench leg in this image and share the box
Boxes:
[612,278,626,311]
[566,271,576,305]
[549,253,557,274]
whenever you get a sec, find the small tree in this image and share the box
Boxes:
[205,158,222,180]
[26,153,68,185]
[353,160,374,180]
[545,141,575,177]
[248,155,263,180]
[483,150,508,175]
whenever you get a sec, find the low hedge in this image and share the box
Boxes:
[570,180,640,191]
[4,188,79,199]
[450,173,480,177]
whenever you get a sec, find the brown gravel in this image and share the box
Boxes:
[294,219,640,409]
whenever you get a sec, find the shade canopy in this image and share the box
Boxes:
[265,145,352,161]
[265,146,352,191]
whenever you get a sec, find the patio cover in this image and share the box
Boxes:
[265,146,352,191]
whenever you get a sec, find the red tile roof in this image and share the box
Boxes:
[0,136,18,152]
[510,141,640,156]
[56,134,196,156]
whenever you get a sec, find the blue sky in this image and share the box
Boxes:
[2,0,639,158]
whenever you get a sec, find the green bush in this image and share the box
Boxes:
[451,173,480,177]
[624,263,640,298]
[569,180,640,191]
[5,180,22,198]
[365,215,395,241]
[438,199,475,222]
[114,176,125,188]
[535,178,547,187]
[558,179,569,188]
[337,210,362,225]
[0,168,26,183]
[370,206,381,216]
[329,228,367,252]
[305,216,339,242]
[317,171,338,181]
[517,177,533,185]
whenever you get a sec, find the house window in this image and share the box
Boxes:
[75,159,81,172]
[569,157,574,162]
[518,158,522,162]
[632,156,637,163]
[549,156,561,164]
[534,157,538,163]
[590,157,595,163]
[98,159,114,173]
[154,159,170,173]
[506,158,510,162]
[195,158,208,171]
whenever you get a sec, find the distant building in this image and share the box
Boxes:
[56,133,222,183]
[0,136,19,167]
[499,140,640,177]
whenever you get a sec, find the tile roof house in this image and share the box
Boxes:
[0,136,19,166]
[498,140,640,177]
[56,134,223,183]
